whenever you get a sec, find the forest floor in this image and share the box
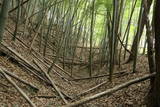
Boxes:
[0,19,151,107]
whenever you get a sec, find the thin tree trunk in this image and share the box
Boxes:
[127,0,152,63]
[89,0,95,77]
[12,0,20,41]
[0,0,10,42]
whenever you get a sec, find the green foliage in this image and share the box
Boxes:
[96,0,112,10]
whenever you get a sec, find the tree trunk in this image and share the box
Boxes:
[144,0,155,91]
[0,0,10,42]
[89,0,95,77]
[126,0,152,63]
[148,0,160,106]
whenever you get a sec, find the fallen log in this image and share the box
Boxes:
[31,95,57,99]
[63,73,156,107]
[2,30,72,79]
[20,62,51,85]
[0,82,10,88]
[33,59,68,104]
[0,43,49,83]
[2,68,39,91]
[0,45,72,100]
[44,57,72,78]
[21,61,72,100]
[72,71,126,81]
[77,81,108,97]
[0,69,36,107]
[32,54,70,83]
[0,43,40,73]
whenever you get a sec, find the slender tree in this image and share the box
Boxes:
[0,0,10,42]
[89,0,96,77]
[127,0,152,63]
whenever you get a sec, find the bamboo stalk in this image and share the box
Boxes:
[33,59,68,104]
[0,69,36,107]
[2,68,39,91]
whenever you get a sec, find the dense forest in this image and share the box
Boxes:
[0,0,160,106]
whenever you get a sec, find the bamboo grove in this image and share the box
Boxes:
[0,0,155,79]
[1,0,160,106]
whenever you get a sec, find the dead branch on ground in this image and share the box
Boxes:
[0,69,36,107]
[63,73,156,107]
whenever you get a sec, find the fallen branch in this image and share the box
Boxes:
[32,54,70,83]
[0,43,39,72]
[72,71,126,81]
[31,95,57,99]
[63,73,156,107]
[0,46,72,100]
[21,61,72,100]
[0,42,45,79]
[0,82,10,88]
[2,68,39,91]
[44,57,72,78]
[20,62,51,85]
[0,69,36,107]
[77,81,108,97]
[3,30,72,79]
[33,59,68,104]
